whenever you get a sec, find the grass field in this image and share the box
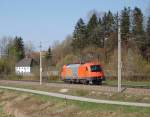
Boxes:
[0,81,150,103]
[0,89,150,117]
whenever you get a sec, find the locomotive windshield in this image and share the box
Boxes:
[90,65,102,72]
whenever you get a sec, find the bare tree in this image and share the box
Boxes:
[0,36,13,57]
[24,41,34,56]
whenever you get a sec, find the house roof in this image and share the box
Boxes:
[16,58,32,67]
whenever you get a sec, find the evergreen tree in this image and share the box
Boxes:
[132,7,144,36]
[106,11,114,33]
[101,11,115,48]
[98,17,104,47]
[45,46,52,60]
[45,46,52,66]
[7,36,25,62]
[102,13,107,32]
[121,7,130,42]
[87,13,99,45]
[132,7,146,55]
[147,17,150,46]
[113,13,119,32]
[72,18,87,50]
[14,36,25,61]
[88,24,103,47]
[146,17,150,61]
[87,13,98,32]
[132,7,145,48]
[102,11,114,33]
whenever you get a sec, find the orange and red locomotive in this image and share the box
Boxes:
[61,62,105,85]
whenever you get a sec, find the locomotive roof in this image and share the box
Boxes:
[65,62,101,67]
[66,64,81,68]
[84,62,101,66]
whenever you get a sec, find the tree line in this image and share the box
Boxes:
[71,7,150,61]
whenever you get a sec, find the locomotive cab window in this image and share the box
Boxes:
[90,65,102,72]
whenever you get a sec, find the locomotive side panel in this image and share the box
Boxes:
[78,65,88,78]
[61,65,66,80]
[66,64,80,79]
[66,67,73,78]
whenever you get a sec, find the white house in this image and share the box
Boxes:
[15,57,36,76]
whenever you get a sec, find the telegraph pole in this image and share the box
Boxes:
[40,42,42,85]
[118,15,122,92]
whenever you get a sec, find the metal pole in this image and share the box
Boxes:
[118,15,121,92]
[40,42,42,85]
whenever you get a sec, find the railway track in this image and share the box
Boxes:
[0,80,150,95]
[0,79,150,89]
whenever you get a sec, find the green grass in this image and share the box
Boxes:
[34,94,150,114]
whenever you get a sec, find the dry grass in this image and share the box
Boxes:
[0,105,14,117]
[0,89,150,117]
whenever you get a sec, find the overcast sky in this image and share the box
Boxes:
[0,0,149,50]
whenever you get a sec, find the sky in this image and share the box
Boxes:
[0,0,150,50]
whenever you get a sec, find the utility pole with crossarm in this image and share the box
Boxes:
[40,42,42,85]
[118,15,122,92]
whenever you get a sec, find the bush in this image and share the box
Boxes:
[0,59,11,75]
[47,75,60,81]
